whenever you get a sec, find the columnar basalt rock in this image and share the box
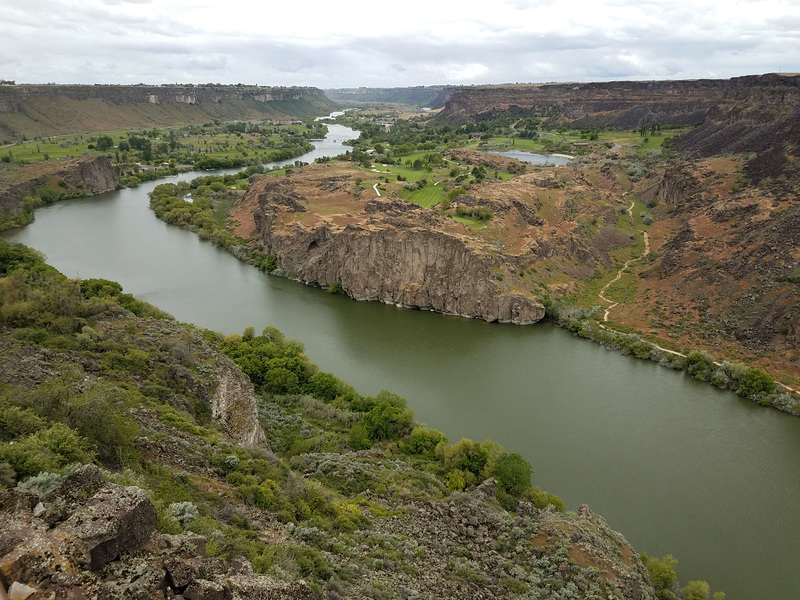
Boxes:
[211,358,270,449]
[250,179,546,325]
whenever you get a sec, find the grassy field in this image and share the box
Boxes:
[1,122,321,166]
[2,130,128,162]
[403,183,446,208]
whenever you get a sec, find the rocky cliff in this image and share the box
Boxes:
[0,465,312,599]
[324,85,455,108]
[211,359,269,449]
[0,154,119,215]
[438,73,800,131]
[0,84,338,141]
[243,167,546,324]
[230,157,646,326]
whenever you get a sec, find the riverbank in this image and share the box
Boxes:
[7,168,800,598]
[136,151,800,420]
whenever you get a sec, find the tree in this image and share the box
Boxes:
[493,452,532,494]
[641,553,677,591]
[683,580,711,600]
[95,135,114,151]
[737,368,775,400]
[685,351,715,382]
[363,401,413,441]
[306,372,340,403]
[441,438,488,478]
[405,426,448,456]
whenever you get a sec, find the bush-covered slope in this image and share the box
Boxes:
[0,240,721,599]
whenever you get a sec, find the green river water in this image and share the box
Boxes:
[4,126,800,599]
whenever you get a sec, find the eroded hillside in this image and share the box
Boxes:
[230,158,649,325]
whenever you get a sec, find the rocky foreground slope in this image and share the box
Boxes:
[0,243,662,599]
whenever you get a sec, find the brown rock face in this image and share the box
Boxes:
[211,358,269,449]
[657,163,703,210]
[251,178,545,325]
[438,73,800,129]
[0,465,314,599]
[0,155,119,214]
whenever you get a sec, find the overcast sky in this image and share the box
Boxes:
[3,0,799,88]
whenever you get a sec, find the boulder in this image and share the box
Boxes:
[59,484,157,571]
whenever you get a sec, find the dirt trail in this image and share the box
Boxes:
[595,200,799,398]
[598,200,649,321]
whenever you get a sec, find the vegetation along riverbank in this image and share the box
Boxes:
[0,239,725,599]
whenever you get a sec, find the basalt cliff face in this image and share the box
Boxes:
[249,175,545,324]
[0,84,337,141]
[232,160,644,326]
[0,154,119,215]
[438,74,800,131]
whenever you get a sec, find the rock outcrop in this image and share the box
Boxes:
[657,163,703,210]
[211,358,269,449]
[0,465,314,600]
[0,154,118,215]
[249,177,545,324]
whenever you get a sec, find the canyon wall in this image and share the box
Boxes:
[0,154,119,215]
[438,74,800,129]
[248,178,545,324]
[0,84,337,141]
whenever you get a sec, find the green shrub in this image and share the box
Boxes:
[685,351,715,382]
[439,438,488,479]
[169,501,200,528]
[683,580,711,600]
[19,470,64,494]
[0,400,46,440]
[447,469,466,492]
[737,368,775,400]
[521,486,565,512]
[405,426,448,456]
[348,422,372,450]
[493,452,533,495]
[640,552,677,590]
[0,423,93,479]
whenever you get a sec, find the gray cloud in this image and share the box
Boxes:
[3,0,798,86]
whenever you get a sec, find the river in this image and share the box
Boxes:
[3,122,800,599]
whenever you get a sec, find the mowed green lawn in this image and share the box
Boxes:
[403,183,446,208]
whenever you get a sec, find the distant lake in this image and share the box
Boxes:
[486,149,571,166]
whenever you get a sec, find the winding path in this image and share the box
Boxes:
[595,200,800,398]
[598,200,649,322]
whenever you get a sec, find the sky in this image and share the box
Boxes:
[2,0,799,88]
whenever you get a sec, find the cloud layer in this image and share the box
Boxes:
[3,0,799,86]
